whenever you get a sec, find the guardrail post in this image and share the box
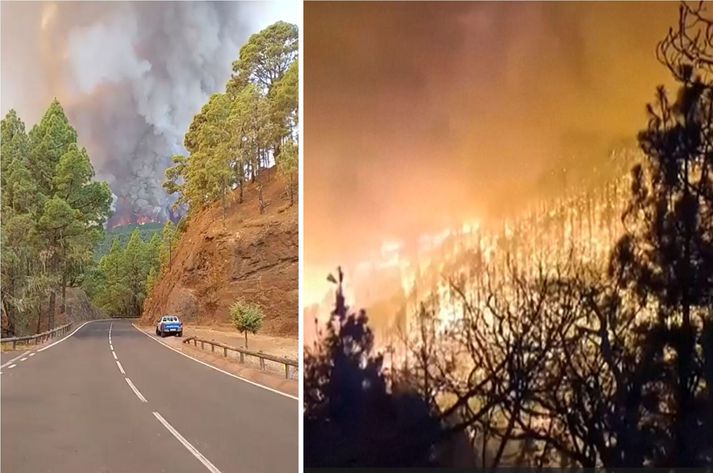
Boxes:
[201,341,204,350]
[211,343,215,353]
[260,357,265,371]
[223,347,228,357]
[12,340,16,350]
[240,352,244,363]
[285,364,289,379]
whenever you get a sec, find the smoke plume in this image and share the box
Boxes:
[1,1,298,226]
[304,2,681,304]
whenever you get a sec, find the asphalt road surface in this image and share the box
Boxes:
[1,319,297,473]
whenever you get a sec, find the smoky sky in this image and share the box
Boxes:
[304,1,680,300]
[1,1,299,224]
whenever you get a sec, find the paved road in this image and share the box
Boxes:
[1,319,297,473]
[1,350,27,365]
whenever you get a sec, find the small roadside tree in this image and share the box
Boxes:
[230,300,264,349]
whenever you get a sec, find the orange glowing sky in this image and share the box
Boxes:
[304,1,679,307]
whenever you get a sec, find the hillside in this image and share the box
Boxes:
[140,167,298,338]
[95,222,164,259]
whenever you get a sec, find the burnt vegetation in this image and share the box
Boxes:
[304,2,713,468]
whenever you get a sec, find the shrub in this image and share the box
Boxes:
[230,300,264,349]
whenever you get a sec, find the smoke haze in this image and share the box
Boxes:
[304,1,680,304]
[1,1,300,225]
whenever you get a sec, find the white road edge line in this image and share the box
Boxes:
[1,350,30,368]
[37,320,103,353]
[8,364,16,369]
[152,411,222,473]
[116,360,126,375]
[28,353,35,357]
[112,351,118,360]
[20,357,28,362]
[124,377,148,402]
[132,323,297,400]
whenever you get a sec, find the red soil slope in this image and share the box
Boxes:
[140,168,298,338]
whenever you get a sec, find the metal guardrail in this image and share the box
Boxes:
[0,323,73,350]
[183,336,298,379]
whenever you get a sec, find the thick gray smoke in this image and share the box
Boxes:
[1,1,298,226]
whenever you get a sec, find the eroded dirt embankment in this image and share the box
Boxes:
[141,168,298,340]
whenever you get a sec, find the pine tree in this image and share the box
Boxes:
[28,99,78,196]
[122,230,148,318]
[229,21,298,93]
[2,103,111,332]
[610,6,713,464]
[159,220,179,268]
[163,22,299,216]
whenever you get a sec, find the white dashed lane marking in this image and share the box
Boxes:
[152,411,223,473]
[1,351,30,368]
[124,377,148,403]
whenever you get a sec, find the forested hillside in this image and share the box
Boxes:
[141,167,298,336]
[140,21,299,333]
[1,101,112,336]
[84,222,180,318]
[94,223,164,260]
[163,21,298,217]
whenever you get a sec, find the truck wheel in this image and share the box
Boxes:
[177,331,183,337]
[155,328,160,336]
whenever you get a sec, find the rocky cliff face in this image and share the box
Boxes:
[140,168,298,337]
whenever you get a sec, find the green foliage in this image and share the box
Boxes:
[91,221,180,318]
[94,222,163,260]
[159,220,180,267]
[164,21,299,218]
[269,60,298,139]
[230,300,264,348]
[28,99,78,195]
[278,139,298,206]
[229,21,298,92]
[1,103,110,336]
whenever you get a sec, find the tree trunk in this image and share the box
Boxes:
[36,306,42,334]
[244,331,248,349]
[61,273,67,313]
[2,298,15,337]
[48,291,55,330]
[258,186,265,214]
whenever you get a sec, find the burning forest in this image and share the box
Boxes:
[304,1,713,469]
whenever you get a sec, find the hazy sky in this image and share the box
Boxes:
[304,1,679,304]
